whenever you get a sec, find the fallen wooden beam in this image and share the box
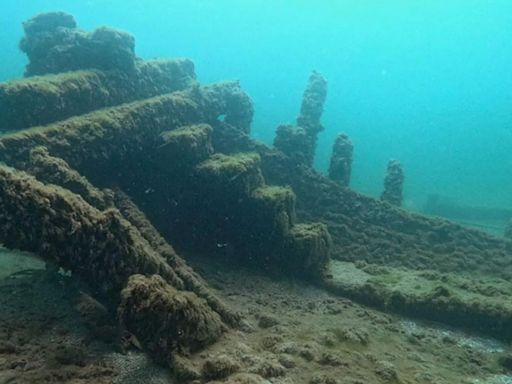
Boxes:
[0,60,196,132]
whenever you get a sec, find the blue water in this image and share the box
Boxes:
[2,0,512,210]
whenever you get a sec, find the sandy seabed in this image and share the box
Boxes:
[0,248,510,384]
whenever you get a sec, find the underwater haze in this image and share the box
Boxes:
[4,3,512,383]
[2,0,512,210]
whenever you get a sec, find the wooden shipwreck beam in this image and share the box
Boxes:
[0,59,196,132]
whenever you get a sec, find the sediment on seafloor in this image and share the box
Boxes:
[323,260,512,341]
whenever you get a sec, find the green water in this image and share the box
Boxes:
[1,0,511,215]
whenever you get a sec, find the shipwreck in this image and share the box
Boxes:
[1,12,512,382]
